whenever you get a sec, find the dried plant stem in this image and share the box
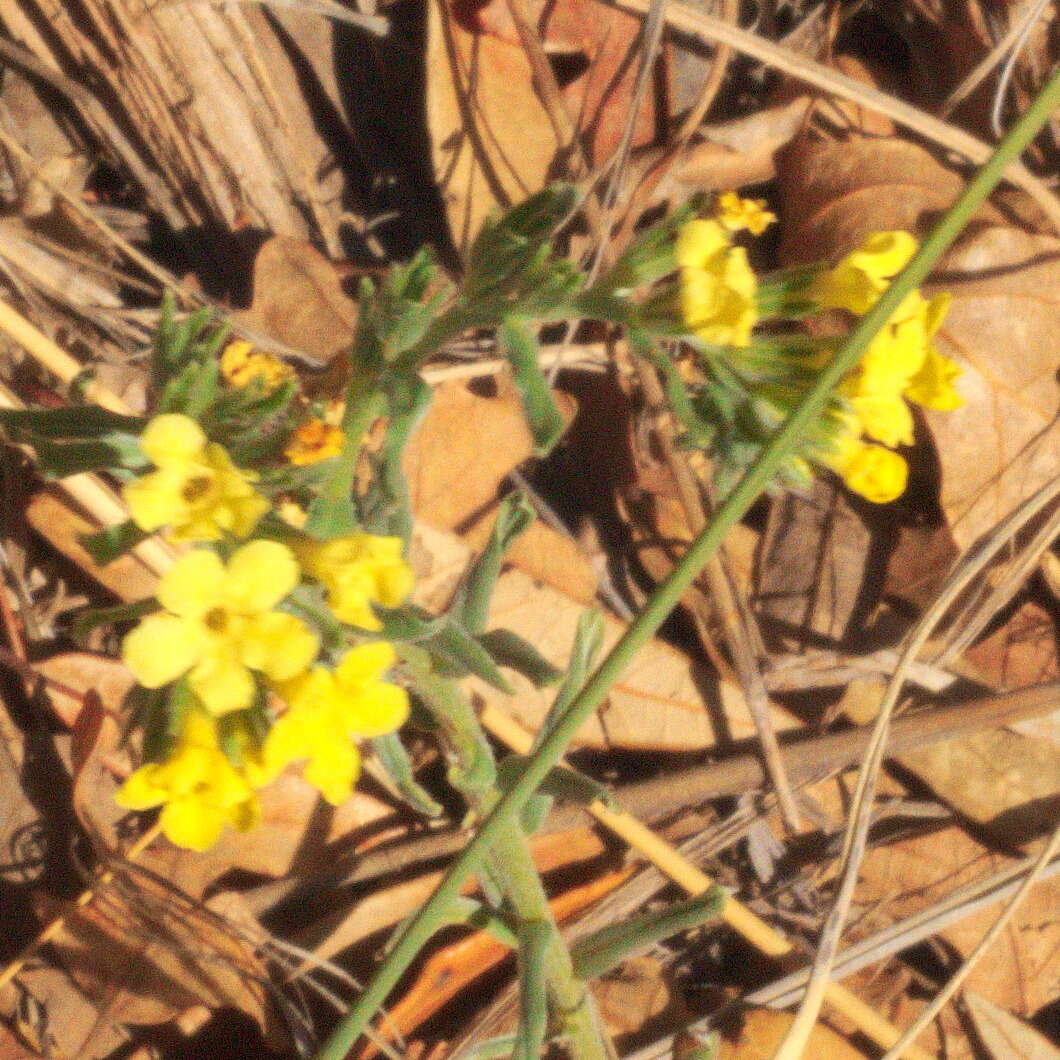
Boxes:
[0,820,163,992]
[606,0,1060,234]
[479,706,934,1060]
[772,64,1060,1060]
[879,822,1060,1060]
[632,355,802,830]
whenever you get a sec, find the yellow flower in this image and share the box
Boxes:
[296,533,414,631]
[123,414,269,542]
[823,430,908,504]
[714,192,776,236]
[220,340,294,393]
[676,219,758,348]
[265,643,409,804]
[840,290,960,445]
[811,231,918,315]
[116,711,260,851]
[905,345,963,410]
[284,419,345,466]
[122,540,319,715]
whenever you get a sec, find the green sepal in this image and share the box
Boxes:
[476,629,561,687]
[79,519,148,565]
[159,356,221,417]
[70,597,159,647]
[498,316,566,456]
[570,886,726,980]
[454,491,535,634]
[139,679,195,764]
[371,730,443,818]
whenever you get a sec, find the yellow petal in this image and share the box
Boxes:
[122,614,203,688]
[836,442,908,503]
[189,653,256,715]
[123,469,190,533]
[227,493,271,539]
[262,710,314,775]
[159,796,226,851]
[274,667,335,714]
[675,219,729,269]
[341,683,409,739]
[139,414,207,468]
[851,392,915,448]
[905,346,964,411]
[335,642,396,689]
[304,741,361,805]
[158,550,227,617]
[115,764,169,810]
[241,612,319,681]
[224,540,299,614]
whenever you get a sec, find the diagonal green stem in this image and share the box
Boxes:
[313,66,1060,1060]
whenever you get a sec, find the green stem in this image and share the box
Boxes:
[313,67,1060,1060]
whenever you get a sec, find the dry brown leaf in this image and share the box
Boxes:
[234,235,359,366]
[426,0,660,250]
[25,490,158,603]
[778,136,1003,264]
[476,566,786,751]
[964,601,1060,747]
[923,223,1060,548]
[965,990,1060,1060]
[44,866,282,1050]
[755,479,872,645]
[0,1021,44,1059]
[717,1009,866,1059]
[897,727,1060,848]
[592,955,685,1042]
[854,825,1060,1016]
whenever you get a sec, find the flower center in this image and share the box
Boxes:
[182,474,213,503]
[203,607,230,633]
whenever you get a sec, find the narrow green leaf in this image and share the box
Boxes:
[571,887,726,980]
[531,610,604,752]
[79,519,148,566]
[0,406,144,439]
[512,919,552,1060]
[70,598,158,646]
[477,628,561,687]
[429,621,514,694]
[372,731,443,818]
[499,316,566,456]
[445,897,519,948]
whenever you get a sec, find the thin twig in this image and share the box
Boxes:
[604,0,1060,233]
[939,0,1052,119]
[879,823,1060,1060]
[478,707,935,1060]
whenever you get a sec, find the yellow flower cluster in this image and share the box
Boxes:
[119,433,416,847]
[220,340,294,393]
[676,194,774,348]
[123,414,269,542]
[813,231,964,504]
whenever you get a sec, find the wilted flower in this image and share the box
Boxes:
[122,540,319,715]
[285,419,345,466]
[220,340,294,393]
[714,192,776,236]
[123,414,269,542]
